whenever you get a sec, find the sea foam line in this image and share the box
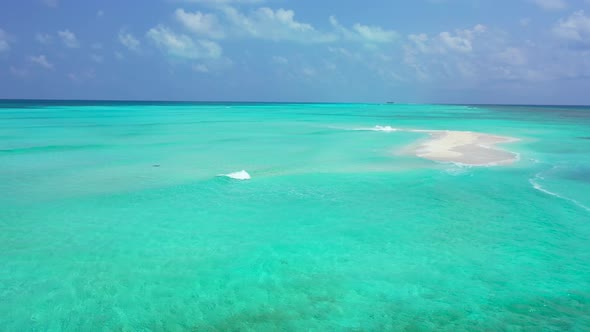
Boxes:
[529,173,590,213]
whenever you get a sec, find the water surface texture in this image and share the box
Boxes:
[1,102,589,331]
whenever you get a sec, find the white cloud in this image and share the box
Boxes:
[171,6,396,45]
[403,24,509,82]
[222,6,336,43]
[553,10,590,45]
[68,69,96,82]
[36,33,53,45]
[90,54,104,63]
[325,61,337,71]
[407,33,430,52]
[10,66,28,78]
[401,23,590,86]
[328,46,361,60]
[180,0,264,4]
[302,67,316,77]
[528,0,567,10]
[408,24,486,54]
[352,23,397,43]
[146,25,222,59]
[175,8,224,39]
[272,56,288,64]
[439,31,472,52]
[58,29,80,48]
[118,31,141,51]
[28,55,54,69]
[193,64,209,72]
[520,18,532,27]
[42,0,58,7]
[329,16,396,43]
[91,42,103,50]
[439,24,486,52]
[97,10,104,17]
[0,29,10,52]
[495,47,528,66]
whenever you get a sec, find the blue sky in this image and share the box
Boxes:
[1,0,590,103]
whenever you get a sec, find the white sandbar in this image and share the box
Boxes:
[410,130,519,166]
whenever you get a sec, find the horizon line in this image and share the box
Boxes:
[0,98,589,107]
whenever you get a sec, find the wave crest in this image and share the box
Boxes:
[354,125,399,132]
[530,172,590,212]
[220,170,251,180]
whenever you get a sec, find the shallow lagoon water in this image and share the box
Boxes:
[1,102,589,331]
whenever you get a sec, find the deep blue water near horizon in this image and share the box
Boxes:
[1,101,589,331]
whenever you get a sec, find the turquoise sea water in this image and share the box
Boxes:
[1,101,589,331]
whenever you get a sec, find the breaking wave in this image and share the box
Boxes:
[529,171,590,212]
[219,170,251,180]
[354,125,399,132]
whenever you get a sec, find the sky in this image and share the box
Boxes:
[1,0,590,104]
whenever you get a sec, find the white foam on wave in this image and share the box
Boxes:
[443,163,472,176]
[220,170,251,180]
[432,153,521,168]
[354,125,399,132]
[529,172,590,212]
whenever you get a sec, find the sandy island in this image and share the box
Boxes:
[409,130,519,166]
